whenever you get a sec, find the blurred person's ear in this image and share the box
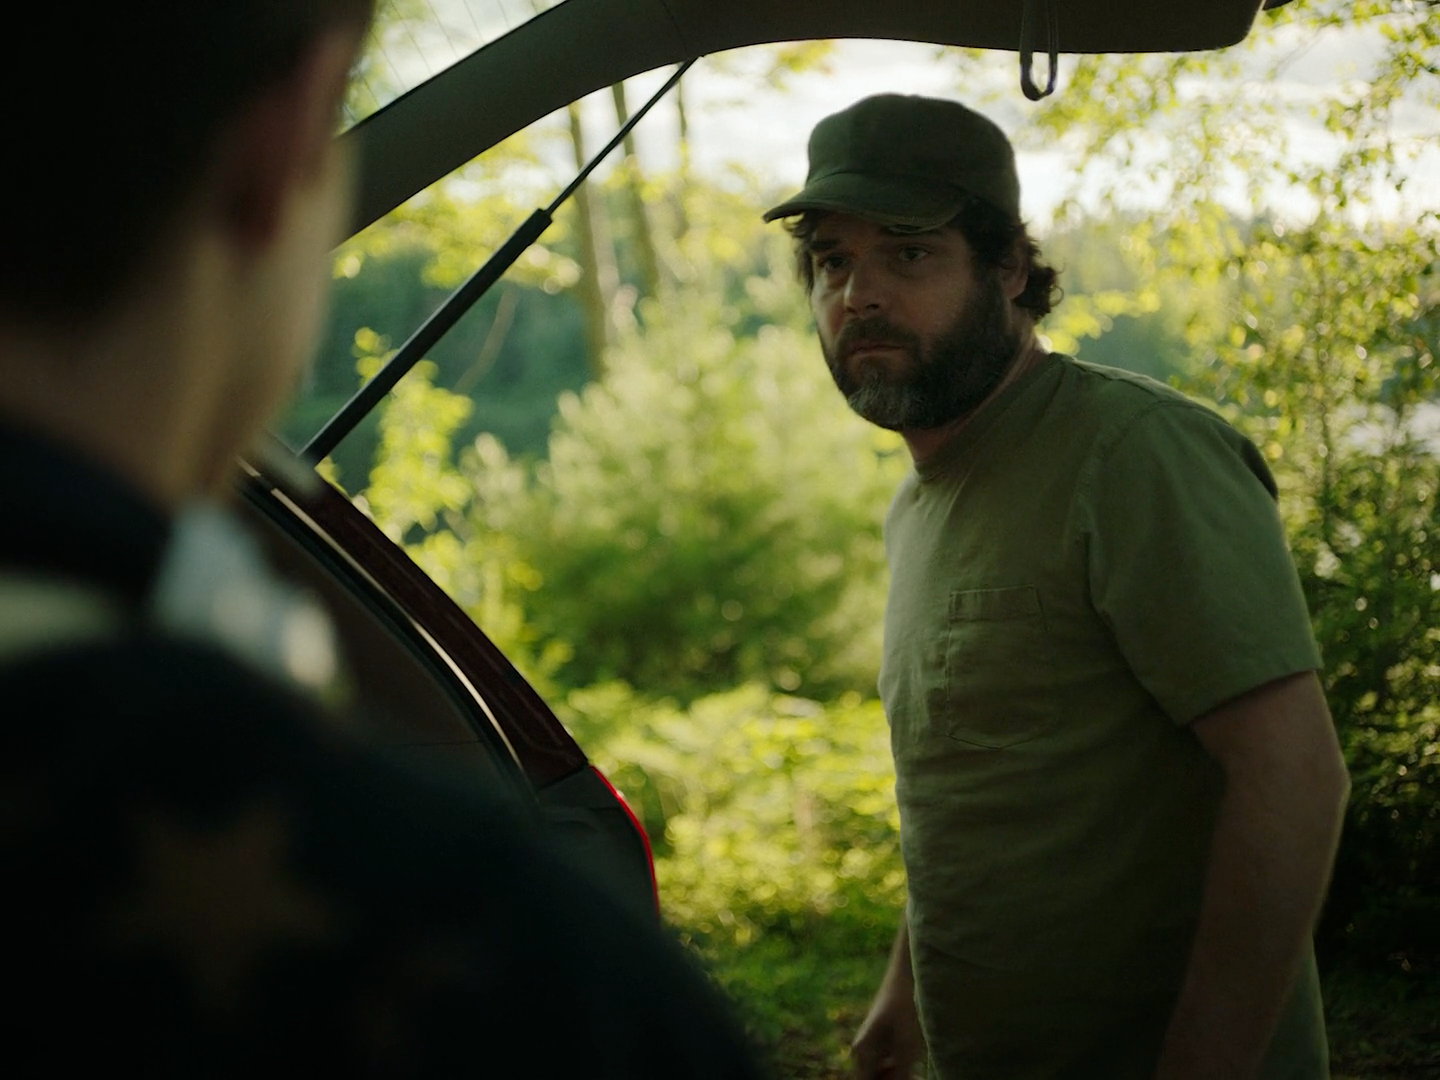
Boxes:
[208,26,362,253]
[187,26,363,497]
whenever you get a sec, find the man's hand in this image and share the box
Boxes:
[851,985,926,1079]
[1154,670,1348,1080]
[852,917,926,1079]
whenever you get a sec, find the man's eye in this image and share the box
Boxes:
[815,253,847,273]
[897,246,929,263]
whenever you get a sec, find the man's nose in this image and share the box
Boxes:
[842,255,887,315]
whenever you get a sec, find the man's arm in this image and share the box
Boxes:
[1154,671,1349,1080]
[851,913,926,1079]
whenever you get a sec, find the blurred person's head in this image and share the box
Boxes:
[764,94,1060,434]
[0,2,373,505]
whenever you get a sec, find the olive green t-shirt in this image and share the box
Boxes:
[879,355,1327,1080]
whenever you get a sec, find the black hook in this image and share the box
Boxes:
[1020,0,1059,102]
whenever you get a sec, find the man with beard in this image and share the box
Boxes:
[764,94,1349,1080]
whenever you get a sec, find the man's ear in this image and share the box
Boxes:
[998,232,1031,303]
[211,27,361,250]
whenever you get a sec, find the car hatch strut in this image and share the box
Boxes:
[302,58,697,465]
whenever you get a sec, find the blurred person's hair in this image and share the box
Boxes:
[787,201,1062,319]
[3,1,373,328]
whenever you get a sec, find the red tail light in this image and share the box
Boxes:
[590,765,659,919]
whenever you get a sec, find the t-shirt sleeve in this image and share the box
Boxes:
[1080,400,1321,724]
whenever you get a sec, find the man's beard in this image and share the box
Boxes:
[821,273,1019,431]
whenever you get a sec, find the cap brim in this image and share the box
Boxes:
[762,171,966,230]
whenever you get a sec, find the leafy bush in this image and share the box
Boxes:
[1290,434,1439,968]
[1178,215,1440,969]
[561,683,903,939]
[465,254,909,703]
[560,681,903,1076]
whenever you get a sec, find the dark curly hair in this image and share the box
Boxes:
[787,199,1062,319]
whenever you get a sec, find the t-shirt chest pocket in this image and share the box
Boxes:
[943,584,1056,748]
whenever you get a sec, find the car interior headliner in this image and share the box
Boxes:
[344,0,1279,237]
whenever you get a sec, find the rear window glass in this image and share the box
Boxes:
[345,0,569,128]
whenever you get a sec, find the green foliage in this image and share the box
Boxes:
[1173,178,1439,978]
[1321,963,1440,1076]
[357,346,473,541]
[282,246,591,485]
[469,242,908,702]
[562,682,902,1077]
[279,123,591,480]
[353,340,567,689]
[1039,217,1177,377]
[565,684,902,938]
[694,927,892,1078]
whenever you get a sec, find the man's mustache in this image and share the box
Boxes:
[834,317,920,361]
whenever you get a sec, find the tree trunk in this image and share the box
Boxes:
[566,101,618,379]
[673,74,690,242]
[611,81,663,302]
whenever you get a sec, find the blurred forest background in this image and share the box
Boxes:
[283,1,1438,1075]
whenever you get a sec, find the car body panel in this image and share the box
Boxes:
[238,456,587,788]
[236,455,655,917]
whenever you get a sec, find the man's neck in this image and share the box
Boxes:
[902,336,1049,464]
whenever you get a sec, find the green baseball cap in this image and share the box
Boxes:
[762,94,1020,230]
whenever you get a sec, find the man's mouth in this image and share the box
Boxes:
[842,339,909,362]
[832,319,920,376]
